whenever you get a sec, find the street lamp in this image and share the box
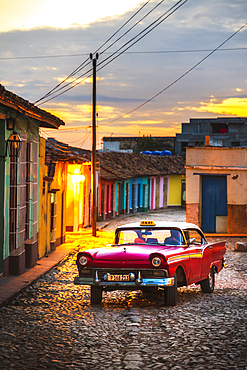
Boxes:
[0,130,22,161]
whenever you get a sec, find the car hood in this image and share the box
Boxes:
[84,244,183,261]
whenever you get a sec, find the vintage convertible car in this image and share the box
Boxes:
[74,221,227,305]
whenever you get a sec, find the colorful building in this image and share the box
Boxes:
[66,162,91,231]
[0,85,64,277]
[42,139,91,238]
[186,146,247,234]
[97,152,185,220]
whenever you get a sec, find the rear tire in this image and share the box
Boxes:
[91,286,103,304]
[200,268,215,293]
[164,272,177,306]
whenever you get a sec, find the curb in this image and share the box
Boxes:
[0,242,79,308]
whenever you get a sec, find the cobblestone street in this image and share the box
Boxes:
[0,209,246,369]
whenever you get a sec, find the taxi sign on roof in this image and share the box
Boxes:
[140,221,156,226]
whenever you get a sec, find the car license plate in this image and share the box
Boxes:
[107,274,130,282]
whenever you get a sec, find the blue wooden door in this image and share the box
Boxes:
[201,176,227,232]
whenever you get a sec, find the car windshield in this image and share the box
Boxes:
[115,228,185,246]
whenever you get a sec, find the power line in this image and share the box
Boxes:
[35,64,93,105]
[97,0,188,71]
[42,125,91,132]
[0,47,246,61]
[34,1,152,105]
[98,0,166,56]
[39,128,50,139]
[63,130,91,147]
[95,0,152,54]
[99,22,247,126]
[34,58,91,104]
[119,47,247,54]
[0,53,88,60]
[41,124,138,136]
[36,0,188,106]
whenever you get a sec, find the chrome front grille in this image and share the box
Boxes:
[92,268,168,280]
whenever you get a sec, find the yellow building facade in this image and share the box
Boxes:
[38,137,50,258]
[168,174,185,207]
[38,138,67,258]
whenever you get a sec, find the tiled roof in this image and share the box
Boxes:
[0,84,64,129]
[46,138,89,163]
[97,152,185,181]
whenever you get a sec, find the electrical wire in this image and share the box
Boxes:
[41,127,91,148]
[34,1,152,105]
[99,22,247,126]
[70,0,188,96]
[97,0,188,72]
[65,131,91,147]
[98,0,166,56]
[1,47,246,61]
[36,66,93,106]
[4,1,153,107]
[35,0,187,106]
[94,0,152,54]
[34,58,91,104]
[0,53,88,60]
[61,133,90,144]
[79,131,91,147]
[39,128,50,139]
[42,125,91,132]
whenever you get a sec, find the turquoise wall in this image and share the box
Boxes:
[0,119,5,274]
[130,177,150,212]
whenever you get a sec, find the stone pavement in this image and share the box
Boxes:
[0,242,79,307]
[0,208,246,369]
[1,207,247,308]
[0,228,246,369]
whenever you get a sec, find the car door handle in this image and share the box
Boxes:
[209,246,213,250]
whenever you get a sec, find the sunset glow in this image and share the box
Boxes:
[1,0,246,149]
[0,0,142,32]
[195,97,247,116]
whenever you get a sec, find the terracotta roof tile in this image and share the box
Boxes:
[0,84,64,128]
[97,152,185,180]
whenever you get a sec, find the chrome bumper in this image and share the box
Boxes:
[74,276,174,287]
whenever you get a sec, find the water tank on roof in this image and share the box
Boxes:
[141,151,151,154]
[151,151,161,155]
[160,150,171,156]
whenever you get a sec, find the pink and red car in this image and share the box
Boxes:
[74,221,227,305]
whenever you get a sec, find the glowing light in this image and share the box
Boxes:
[71,168,85,185]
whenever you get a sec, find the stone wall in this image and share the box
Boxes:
[186,203,200,226]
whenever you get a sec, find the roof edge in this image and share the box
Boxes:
[0,84,65,129]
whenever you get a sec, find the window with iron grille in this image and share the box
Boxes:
[24,140,38,241]
[25,142,30,240]
[9,148,18,252]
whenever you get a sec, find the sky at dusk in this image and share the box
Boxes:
[0,0,246,150]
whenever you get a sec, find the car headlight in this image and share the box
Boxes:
[151,256,162,267]
[79,255,88,266]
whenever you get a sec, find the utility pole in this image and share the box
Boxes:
[90,53,98,237]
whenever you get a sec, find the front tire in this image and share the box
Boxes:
[200,268,215,293]
[91,286,103,304]
[164,272,177,306]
